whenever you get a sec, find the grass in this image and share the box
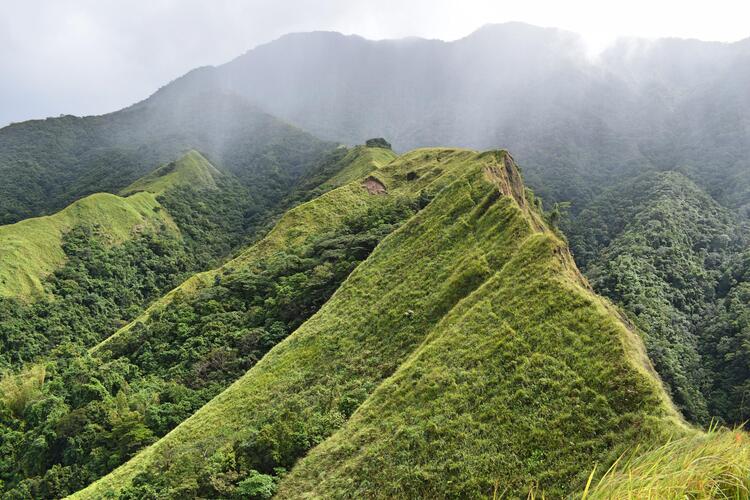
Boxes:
[0,150,224,301]
[585,426,750,499]
[321,145,396,188]
[119,150,222,196]
[72,148,687,499]
[0,191,174,299]
[92,147,467,357]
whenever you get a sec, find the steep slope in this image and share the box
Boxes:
[157,23,750,210]
[74,149,685,499]
[0,88,331,225]
[92,143,398,357]
[0,150,223,301]
[0,150,262,372]
[0,191,174,300]
[0,144,409,499]
[569,172,746,424]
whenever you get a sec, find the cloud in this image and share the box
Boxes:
[1,0,748,126]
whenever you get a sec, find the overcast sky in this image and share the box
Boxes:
[1,0,749,127]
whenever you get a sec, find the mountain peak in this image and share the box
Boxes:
[120,150,221,196]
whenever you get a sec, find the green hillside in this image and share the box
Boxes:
[93,143,399,357]
[0,143,412,498]
[319,143,396,188]
[0,150,224,301]
[73,148,693,499]
[569,172,750,425]
[120,150,222,196]
[0,150,257,371]
[0,191,175,300]
[0,88,332,226]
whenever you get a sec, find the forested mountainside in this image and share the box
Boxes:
[0,143,399,498]
[2,19,750,500]
[148,20,750,430]
[0,140,746,498]
[158,23,750,211]
[0,86,331,225]
[0,151,254,368]
[570,172,750,426]
[0,143,390,372]
[71,147,747,499]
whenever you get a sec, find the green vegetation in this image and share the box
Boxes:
[587,427,750,499]
[3,142,748,498]
[569,171,750,426]
[0,88,331,225]
[281,144,397,209]
[120,150,222,196]
[0,225,193,369]
[73,149,689,499]
[0,191,174,299]
[0,150,258,369]
[0,144,412,498]
[699,250,750,425]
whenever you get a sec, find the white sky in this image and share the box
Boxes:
[1,0,749,127]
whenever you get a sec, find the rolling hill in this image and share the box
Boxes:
[0,87,332,226]
[0,150,225,302]
[0,142,405,498]
[0,150,261,369]
[0,191,176,300]
[70,148,712,499]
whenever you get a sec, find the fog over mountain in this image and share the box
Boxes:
[150,22,750,211]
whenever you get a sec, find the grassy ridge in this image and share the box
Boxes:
[93,146,437,357]
[72,149,686,498]
[320,145,396,188]
[0,150,226,301]
[0,191,174,299]
[120,150,222,196]
[0,146,407,497]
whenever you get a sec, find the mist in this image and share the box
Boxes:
[2,0,750,127]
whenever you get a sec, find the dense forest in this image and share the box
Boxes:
[568,172,750,426]
[0,88,331,225]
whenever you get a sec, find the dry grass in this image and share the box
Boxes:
[585,425,750,499]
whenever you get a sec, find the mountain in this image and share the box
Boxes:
[570,171,750,425]
[0,87,332,226]
[0,149,269,369]
[0,141,745,498]
[154,23,750,211]
[119,150,223,196]
[0,143,404,498]
[69,147,706,499]
[2,21,750,499]
[0,191,176,301]
[0,150,227,300]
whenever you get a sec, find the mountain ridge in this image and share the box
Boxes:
[72,147,687,498]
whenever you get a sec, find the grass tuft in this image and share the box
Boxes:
[587,427,750,499]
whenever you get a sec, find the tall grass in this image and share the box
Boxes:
[585,425,750,499]
[0,364,46,417]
